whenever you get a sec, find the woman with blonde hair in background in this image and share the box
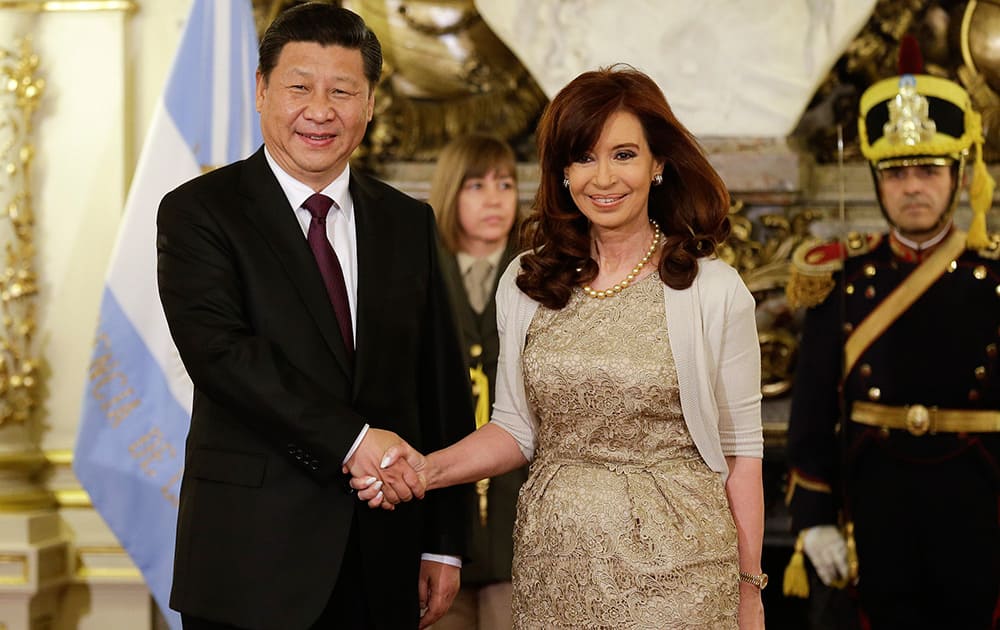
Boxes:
[427,134,528,630]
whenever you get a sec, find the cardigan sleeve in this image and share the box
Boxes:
[488,256,539,461]
[708,263,764,458]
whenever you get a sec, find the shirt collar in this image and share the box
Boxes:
[263,147,353,219]
[455,241,506,275]
[889,222,953,263]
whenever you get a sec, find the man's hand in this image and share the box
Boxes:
[350,440,428,506]
[417,560,460,629]
[802,524,848,586]
[344,428,424,507]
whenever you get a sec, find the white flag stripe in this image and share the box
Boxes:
[107,107,198,411]
[241,24,256,157]
[211,0,232,167]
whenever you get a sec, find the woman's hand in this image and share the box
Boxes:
[347,440,428,509]
[738,582,765,629]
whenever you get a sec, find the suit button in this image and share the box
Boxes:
[470,344,483,358]
[287,443,296,454]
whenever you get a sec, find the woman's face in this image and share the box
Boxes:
[563,110,663,237]
[457,168,518,255]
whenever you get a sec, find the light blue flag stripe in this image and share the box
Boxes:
[75,291,190,629]
[164,0,215,166]
[228,4,258,159]
[166,0,262,166]
[75,288,189,550]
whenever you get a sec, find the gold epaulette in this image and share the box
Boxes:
[972,232,1000,260]
[786,233,882,309]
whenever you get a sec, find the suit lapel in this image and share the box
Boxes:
[350,171,390,398]
[238,148,353,379]
[439,245,478,356]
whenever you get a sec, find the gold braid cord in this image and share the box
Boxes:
[784,468,833,506]
[0,39,44,427]
[785,268,836,310]
[470,364,490,526]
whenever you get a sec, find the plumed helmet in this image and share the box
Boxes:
[858,35,994,248]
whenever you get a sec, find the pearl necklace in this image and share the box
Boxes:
[582,220,662,299]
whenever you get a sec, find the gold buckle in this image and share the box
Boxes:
[905,404,931,436]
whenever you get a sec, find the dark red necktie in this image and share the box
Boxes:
[302,193,354,357]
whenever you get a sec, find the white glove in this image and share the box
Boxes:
[802,524,848,586]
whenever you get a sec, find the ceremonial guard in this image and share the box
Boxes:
[783,38,1000,629]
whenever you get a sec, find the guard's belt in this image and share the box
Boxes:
[852,401,1000,436]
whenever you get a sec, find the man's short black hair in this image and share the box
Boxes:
[258,2,382,89]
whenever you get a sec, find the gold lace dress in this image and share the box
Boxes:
[512,273,739,629]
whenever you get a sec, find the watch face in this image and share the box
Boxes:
[741,571,768,589]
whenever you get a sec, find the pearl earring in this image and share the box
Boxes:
[652,173,663,186]
[562,177,570,188]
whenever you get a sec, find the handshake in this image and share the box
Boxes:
[341,428,431,510]
[339,422,526,510]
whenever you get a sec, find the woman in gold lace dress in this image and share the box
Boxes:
[359,65,765,629]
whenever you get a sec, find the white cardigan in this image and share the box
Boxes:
[490,254,763,480]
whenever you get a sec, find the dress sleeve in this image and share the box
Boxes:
[712,266,764,458]
[488,257,539,461]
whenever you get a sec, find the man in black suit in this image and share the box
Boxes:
[156,4,472,629]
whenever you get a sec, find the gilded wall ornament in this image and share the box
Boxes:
[0,38,44,428]
[719,202,825,397]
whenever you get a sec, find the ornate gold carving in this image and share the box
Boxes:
[960,0,1000,157]
[798,0,1000,161]
[0,1,136,10]
[794,1,949,163]
[0,38,45,429]
[356,0,547,163]
[758,330,797,397]
[720,201,825,397]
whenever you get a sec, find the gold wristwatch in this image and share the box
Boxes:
[738,571,768,590]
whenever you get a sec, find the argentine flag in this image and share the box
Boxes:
[73,0,262,626]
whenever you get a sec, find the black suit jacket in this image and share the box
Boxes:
[157,148,472,630]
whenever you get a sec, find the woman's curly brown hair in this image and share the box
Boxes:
[516,65,731,310]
